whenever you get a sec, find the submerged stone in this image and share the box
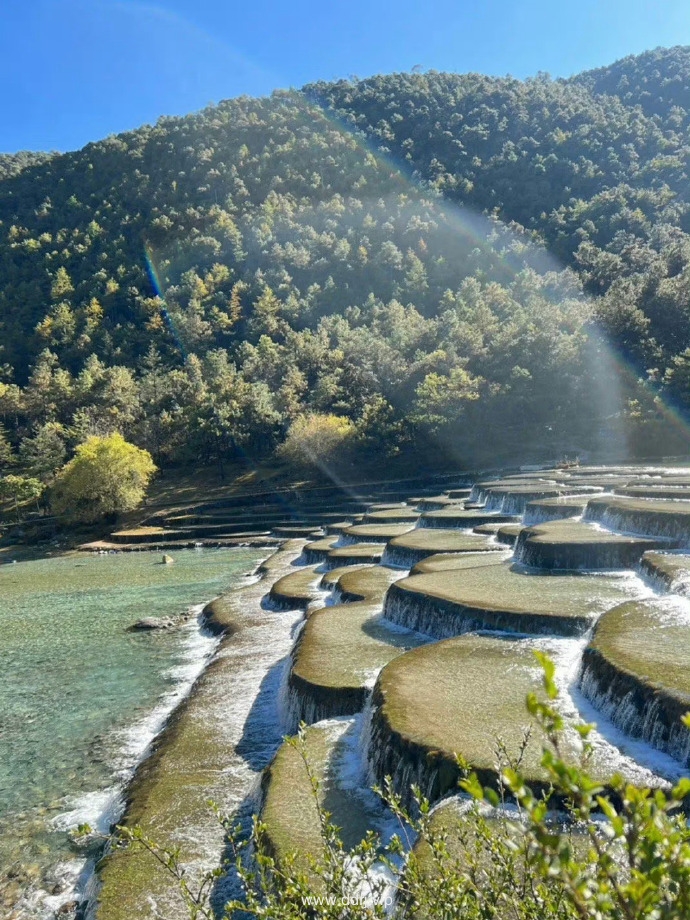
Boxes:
[129,617,176,631]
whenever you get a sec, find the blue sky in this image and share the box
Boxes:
[2,0,690,153]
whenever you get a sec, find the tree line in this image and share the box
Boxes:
[3,47,690,518]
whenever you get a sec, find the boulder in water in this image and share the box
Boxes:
[161,554,174,565]
[129,616,176,631]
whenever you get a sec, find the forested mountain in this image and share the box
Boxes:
[0,150,54,181]
[2,46,690,477]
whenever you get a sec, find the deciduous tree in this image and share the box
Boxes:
[51,433,156,522]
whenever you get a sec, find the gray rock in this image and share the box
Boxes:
[129,617,176,631]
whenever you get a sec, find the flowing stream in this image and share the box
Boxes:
[0,547,263,915]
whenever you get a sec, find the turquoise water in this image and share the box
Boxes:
[0,547,263,904]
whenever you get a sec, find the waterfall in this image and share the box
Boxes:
[578,651,690,767]
[282,667,369,735]
[383,581,589,638]
[584,502,690,545]
[364,688,449,812]
[514,528,658,571]
[523,504,582,526]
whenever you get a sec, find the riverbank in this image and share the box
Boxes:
[91,541,303,919]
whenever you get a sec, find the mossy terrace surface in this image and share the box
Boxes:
[584,495,690,543]
[384,560,636,637]
[302,535,339,562]
[472,477,558,493]
[334,564,401,601]
[94,543,302,920]
[471,522,504,534]
[410,552,509,575]
[565,477,635,490]
[93,464,690,914]
[496,523,523,546]
[260,721,376,870]
[318,563,368,591]
[410,796,592,897]
[515,520,664,570]
[523,494,591,524]
[324,519,362,535]
[446,488,473,499]
[368,635,631,807]
[586,598,690,699]
[268,566,322,609]
[325,543,384,567]
[415,495,465,511]
[418,509,519,528]
[481,484,602,514]
[639,551,690,594]
[384,528,501,567]
[580,598,690,764]
[272,525,323,537]
[363,507,420,523]
[341,522,415,543]
[287,564,427,728]
[615,485,690,499]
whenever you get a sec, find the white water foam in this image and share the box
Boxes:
[14,604,221,920]
[59,548,308,919]
[532,635,686,784]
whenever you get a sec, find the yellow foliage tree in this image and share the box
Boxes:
[278,413,356,470]
[51,433,156,522]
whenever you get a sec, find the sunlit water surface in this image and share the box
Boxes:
[0,547,263,904]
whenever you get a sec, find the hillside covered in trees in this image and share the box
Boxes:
[3,45,690,482]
